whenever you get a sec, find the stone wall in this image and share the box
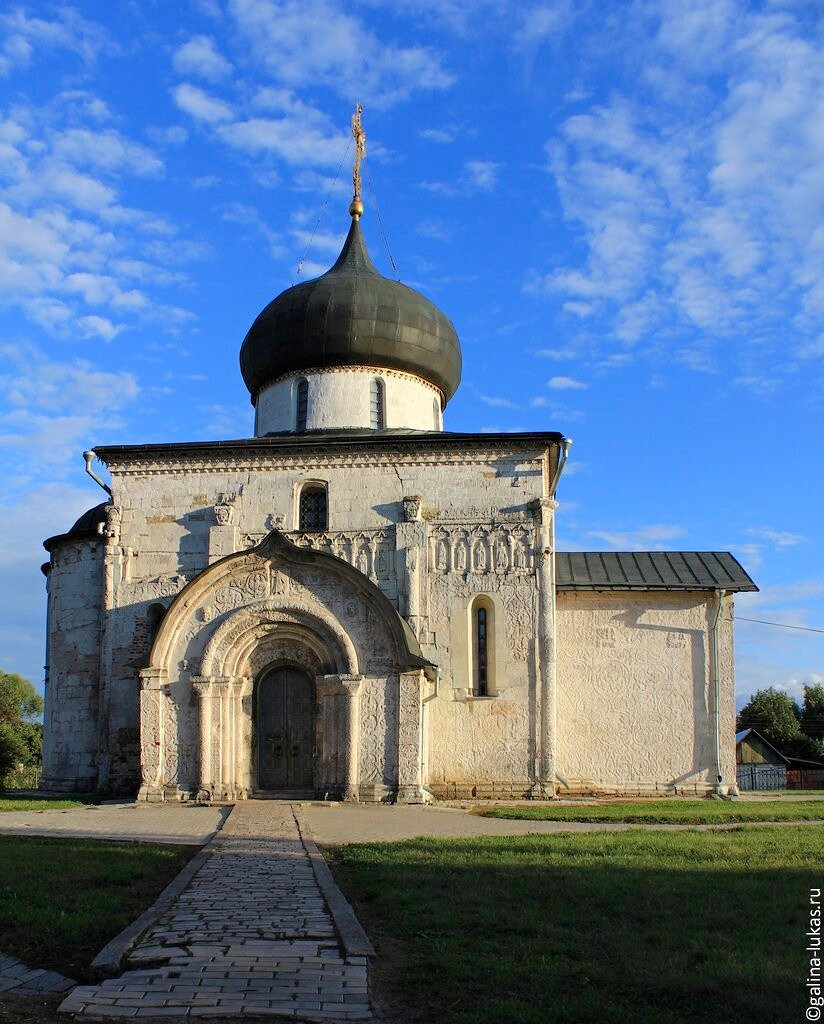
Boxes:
[555,590,737,795]
[41,538,103,792]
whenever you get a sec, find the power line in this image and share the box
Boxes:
[737,616,824,635]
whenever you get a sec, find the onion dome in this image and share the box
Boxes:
[239,216,462,403]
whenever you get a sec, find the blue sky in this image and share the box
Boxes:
[0,0,821,708]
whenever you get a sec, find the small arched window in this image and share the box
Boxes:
[147,603,166,643]
[295,378,309,432]
[299,484,327,532]
[471,597,494,697]
[370,377,385,430]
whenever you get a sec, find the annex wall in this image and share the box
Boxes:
[555,590,736,795]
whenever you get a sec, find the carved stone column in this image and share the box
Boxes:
[316,673,363,800]
[137,667,164,801]
[214,680,231,800]
[531,497,558,798]
[397,670,425,803]
[208,495,238,564]
[340,674,363,802]
[397,496,428,636]
[229,677,248,799]
[192,678,213,800]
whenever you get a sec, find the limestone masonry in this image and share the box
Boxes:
[41,202,756,802]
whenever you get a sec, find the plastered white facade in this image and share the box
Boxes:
[41,432,743,801]
[254,366,442,435]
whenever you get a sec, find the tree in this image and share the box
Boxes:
[736,687,802,747]
[801,684,824,741]
[0,669,44,788]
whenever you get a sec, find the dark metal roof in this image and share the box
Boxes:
[43,501,109,552]
[94,429,563,462]
[239,217,462,402]
[556,551,757,592]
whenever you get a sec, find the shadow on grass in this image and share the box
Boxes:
[478,798,824,824]
[0,836,197,980]
[328,825,821,1024]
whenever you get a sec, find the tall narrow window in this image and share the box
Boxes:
[433,398,440,430]
[296,378,309,432]
[370,377,385,430]
[299,484,327,532]
[471,597,494,696]
[476,607,488,697]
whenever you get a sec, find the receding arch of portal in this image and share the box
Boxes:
[146,528,431,686]
[200,599,357,679]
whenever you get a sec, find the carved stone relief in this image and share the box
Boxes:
[428,524,533,575]
[291,528,395,583]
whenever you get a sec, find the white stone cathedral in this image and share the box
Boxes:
[41,174,756,801]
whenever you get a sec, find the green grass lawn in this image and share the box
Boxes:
[478,798,824,823]
[328,825,822,1024]
[0,796,95,812]
[0,836,196,980]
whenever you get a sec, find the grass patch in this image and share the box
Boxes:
[328,825,822,1024]
[0,796,96,812]
[0,836,196,979]
[478,798,824,823]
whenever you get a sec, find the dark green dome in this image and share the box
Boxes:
[240,218,462,402]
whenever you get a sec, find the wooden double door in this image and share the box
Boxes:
[256,666,315,791]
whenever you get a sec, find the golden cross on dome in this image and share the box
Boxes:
[350,103,366,219]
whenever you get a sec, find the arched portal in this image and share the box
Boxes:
[255,664,315,792]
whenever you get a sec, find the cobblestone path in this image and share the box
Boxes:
[59,802,372,1021]
[0,952,75,996]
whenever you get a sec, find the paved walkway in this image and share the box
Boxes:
[0,952,75,997]
[59,802,372,1021]
[0,802,226,845]
[302,802,824,845]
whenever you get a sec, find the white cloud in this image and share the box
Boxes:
[52,128,163,177]
[548,375,587,390]
[0,8,112,76]
[587,524,685,550]
[536,4,824,379]
[173,35,233,81]
[228,0,454,105]
[0,345,139,486]
[419,127,455,144]
[473,391,518,409]
[0,102,198,338]
[464,160,500,191]
[172,83,234,124]
[218,115,347,166]
[512,2,573,48]
[77,315,124,341]
[746,528,806,549]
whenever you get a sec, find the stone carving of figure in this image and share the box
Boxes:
[214,504,233,526]
[403,495,423,522]
[496,540,509,571]
[473,539,486,572]
[436,538,449,572]
[455,538,468,571]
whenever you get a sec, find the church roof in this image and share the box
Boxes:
[93,429,564,462]
[555,551,757,592]
[239,217,462,403]
[43,500,109,552]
